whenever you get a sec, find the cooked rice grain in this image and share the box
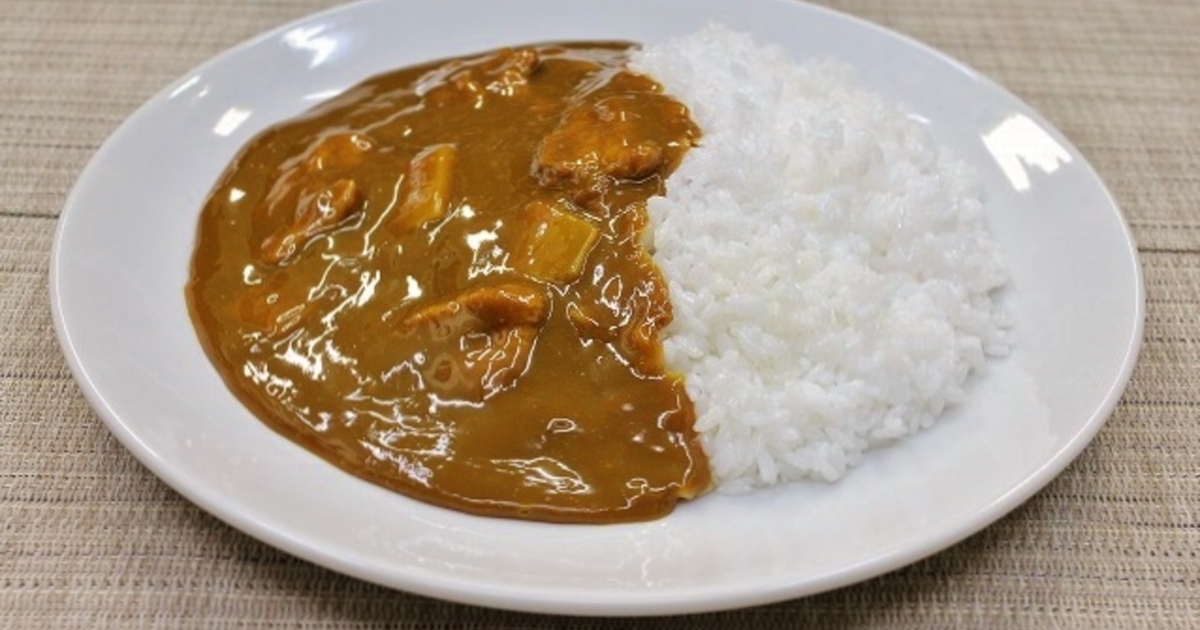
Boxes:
[634,26,1010,492]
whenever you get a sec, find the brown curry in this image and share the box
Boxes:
[186,42,710,523]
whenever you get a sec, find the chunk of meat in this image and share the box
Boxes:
[535,94,671,187]
[565,248,672,375]
[479,47,541,97]
[255,133,376,266]
[427,48,542,107]
[509,200,599,284]
[389,144,458,234]
[261,179,363,265]
[458,283,550,327]
[400,282,550,400]
[500,48,541,77]
[403,282,550,337]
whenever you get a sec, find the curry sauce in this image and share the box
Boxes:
[186,43,710,523]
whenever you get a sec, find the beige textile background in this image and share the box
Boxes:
[2,0,1198,627]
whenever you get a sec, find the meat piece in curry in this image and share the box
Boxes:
[186,42,709,523]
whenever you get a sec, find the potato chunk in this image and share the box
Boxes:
[390,144,459,233]
[305,133,374,172]
[510,200,599,284]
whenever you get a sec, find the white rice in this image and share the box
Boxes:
[633,26,1010,493]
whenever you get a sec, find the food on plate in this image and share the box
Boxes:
[634,27,1009,491]
[185,26,1009,523]
[186,42,710,524]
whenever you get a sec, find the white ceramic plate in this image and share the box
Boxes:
[51,0,1143,616]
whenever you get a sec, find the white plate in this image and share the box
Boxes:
[51,0,1143,616]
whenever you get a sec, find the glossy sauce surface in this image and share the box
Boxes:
[186,43,710,523]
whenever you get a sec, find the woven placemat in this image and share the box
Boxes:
[3,0,1198,627]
